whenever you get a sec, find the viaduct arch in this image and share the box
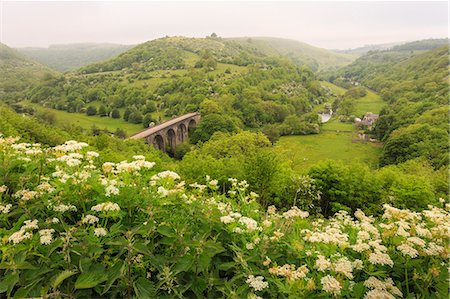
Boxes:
[129,112,201,153]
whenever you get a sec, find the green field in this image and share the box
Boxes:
[274,130,381,173]
[275,83,384,173]
[24,103,143,136]
[353,89,385,117]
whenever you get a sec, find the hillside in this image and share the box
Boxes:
[26,36,338,139]
[328,45,449,168]
[17,43,133,72]
[334,38,448,56]
[0,43,56,102]
[228,37,356,71]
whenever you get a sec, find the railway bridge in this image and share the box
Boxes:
[129,112,200,153]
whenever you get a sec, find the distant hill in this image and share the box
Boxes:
[0,43,55,101]
[17,43,133,72]
[334,41,404,56]
[334,38,448,56]
[227,37,356,71]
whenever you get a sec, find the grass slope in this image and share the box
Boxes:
[228,37,356,70]
[24,102,143,135]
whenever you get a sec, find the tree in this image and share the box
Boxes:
[98,105,107,117]
[190,114,239,143]
[86,106,97,116]
[128,112,143,124]
[111,109,121,119]
[114,128,127,139]
[339,99,355,116]
[142,114,153,128]
[123,108,132,121]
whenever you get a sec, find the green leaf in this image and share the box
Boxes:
[157,225,176,238]
[134,277,156,299]
[75,271,107,289]
[52,270,77,289]
[0,272,19,297]
[173,254,195,274]
[218,262,235,271]
[101,261,124,295]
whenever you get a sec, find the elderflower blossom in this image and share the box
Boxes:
[91,202,121,212]
[246,275,268,291]
[321,275,342,296]
[94,227,107,237]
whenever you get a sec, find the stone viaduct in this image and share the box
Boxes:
[129,112,201,153]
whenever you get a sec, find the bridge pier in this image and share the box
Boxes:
[130,112,200,153]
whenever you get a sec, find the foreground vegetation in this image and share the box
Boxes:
[0,137,448,298]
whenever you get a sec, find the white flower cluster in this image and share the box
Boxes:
[283,206,309,220]
[39,229,55,245]
[320,275,342,296]
[0,203,12,214]
[56,153,83,167]
[81,214,99,224]
[94,227,107,237]
[151,171,180,181]
[315,255,362,279]
[269,264,309,281]
[246,275,269,291]
[13,189,39,201]
[91,202,121,213]
[54,140,88,152]
[8,219,39,244]
[53,203,77,213]
[100,178,121,197]
[363,277,402,299]
[115,159,155,174]
[0,185,7,193]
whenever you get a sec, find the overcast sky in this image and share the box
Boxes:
[1,1,448,49]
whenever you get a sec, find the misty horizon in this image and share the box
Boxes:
[1,1,448,50]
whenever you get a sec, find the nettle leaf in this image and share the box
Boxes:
[133,277,156,299]
[75,271,108,289]
[0,272,19,297]
[173,254,195,274]
[157,225,176,238]
[102,261,125,295]
[52,270,77,289]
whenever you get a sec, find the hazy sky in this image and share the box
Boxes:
[1,1,448,49]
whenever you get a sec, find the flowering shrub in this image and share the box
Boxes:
[0,136,448,298]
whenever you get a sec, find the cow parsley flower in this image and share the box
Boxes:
[94,227,107,237]
[246,275,268,291]
[321,275,342,296]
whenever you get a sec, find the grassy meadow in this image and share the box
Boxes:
[24,102,143,135]
[275,84,385,173]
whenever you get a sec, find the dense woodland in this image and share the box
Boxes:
[0,36,448,298]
